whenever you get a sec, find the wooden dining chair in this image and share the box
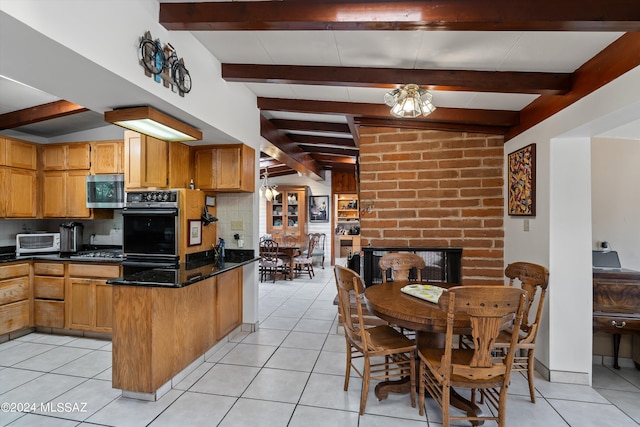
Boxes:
[259,239,286,282]
[492,262,550,403]
[418,286,527,427]
[334,265,416,415]
[293,234,318,279]
[379,252,426,282]
[303,232,326,269]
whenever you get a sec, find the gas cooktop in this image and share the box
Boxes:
[71,248,124,260]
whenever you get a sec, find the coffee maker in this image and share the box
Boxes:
[60,221,83,253]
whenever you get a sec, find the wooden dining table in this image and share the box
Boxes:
[364,280,483,424]
[277,244,300,280]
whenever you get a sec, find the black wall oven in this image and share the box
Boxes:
[122,190,180,274]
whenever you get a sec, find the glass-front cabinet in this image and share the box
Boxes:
[266,186,308,245]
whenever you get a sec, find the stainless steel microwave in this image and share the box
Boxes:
[86,174,125,208]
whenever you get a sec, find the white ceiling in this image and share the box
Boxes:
[1,2,637,146]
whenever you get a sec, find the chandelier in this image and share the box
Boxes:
[260,168,279,201]
[384,84,436,118]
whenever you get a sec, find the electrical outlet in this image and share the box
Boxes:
[231,220,244,231]
[523,219,530,232]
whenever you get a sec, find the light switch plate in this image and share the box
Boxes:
[231,220,244,231]
[523,219,530,232]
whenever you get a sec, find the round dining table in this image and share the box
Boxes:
[364,280,483,424]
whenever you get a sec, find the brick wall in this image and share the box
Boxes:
[358,127,505,285]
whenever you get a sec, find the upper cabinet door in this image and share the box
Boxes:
[194,148,217,190]
[41,145,67,170]
[91,141,123,174]
[124,131,168,189]
[6,139,37,170]
[66,143,91,170]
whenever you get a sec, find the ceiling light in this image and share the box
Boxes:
[260,167,279,202]
[104,106,202,142]
[384,84,436,118]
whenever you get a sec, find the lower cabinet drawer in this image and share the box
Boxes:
[593,316,640,334]
[0,300,30,335]
[0,277,30,305]
[34,276,65,300]
[34,300,65,329]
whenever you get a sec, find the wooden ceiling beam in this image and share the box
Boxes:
[297,144,359,156]
[506,32,640,140]
[355,117,507,135]
[260,115,326,180]
[287,134,356,147]
[160,1,640,32]
[224,64,571,95]
[269,119,351,134]
[0,100,88,130]
[258,97,519,128]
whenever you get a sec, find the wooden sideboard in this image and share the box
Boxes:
[593,268,640,369]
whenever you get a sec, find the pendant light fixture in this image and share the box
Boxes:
[384,84,436,118]
[260,167,279,201]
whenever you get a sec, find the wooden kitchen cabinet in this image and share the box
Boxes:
[216,268,243,339]
[4,137,37,170]
[0,262,31,335]
[1,137,38,218]
[42,170,90,218]
[33,262,65,329]
[193,144,255,192]
[91,140,123,174]
[4,168,37,218]
[124,130,168,189]
[168,141,190,189]
[67,263,119,333]
[266,186,308,245]
[41,143,90,170]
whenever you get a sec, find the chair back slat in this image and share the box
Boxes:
[334,265,369,350]
[439,286,527,380]
[379,252,426,282]
[505,262,549,339]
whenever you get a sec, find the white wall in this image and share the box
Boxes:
[591,137,640,271]
[505,65,640,384]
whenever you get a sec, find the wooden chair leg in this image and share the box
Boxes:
[527,349,536,403]
[360,358,371,415]
[418,361,425,416]
[344,342,352,391]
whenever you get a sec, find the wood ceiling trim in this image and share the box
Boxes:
[355,117,508,135]
[287,134,356,148]
[269,119,351,134]
[160,1,640,32]
[223,64,572,95]
[258,97,520,127]
[0,100,88,130]
[260,115,325,180]
[506,32,640,140]
[297,144,359,156]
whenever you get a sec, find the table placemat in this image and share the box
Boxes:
[401,284,446,303]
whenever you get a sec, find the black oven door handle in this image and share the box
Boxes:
[122,208,178,216]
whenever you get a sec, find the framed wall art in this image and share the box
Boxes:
[508,143,536,216]
[309,195,329,223]
[188,220,202,246]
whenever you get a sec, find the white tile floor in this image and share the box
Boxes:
[1,265,639,426]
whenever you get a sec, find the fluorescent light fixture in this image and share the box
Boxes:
[104,106,202,142]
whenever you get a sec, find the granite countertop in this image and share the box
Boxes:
[107,256,260,288]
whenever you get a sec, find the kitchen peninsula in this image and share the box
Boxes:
[107,255,258,400]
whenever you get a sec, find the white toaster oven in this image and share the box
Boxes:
[16,233,60,256]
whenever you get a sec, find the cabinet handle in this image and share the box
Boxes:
[611,320,626,329]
